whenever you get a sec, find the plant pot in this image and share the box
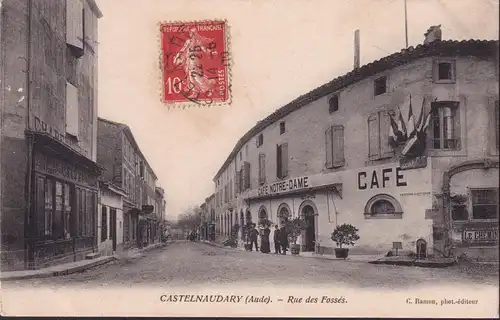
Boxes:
[290,244,301,255]
[334,248,349,259]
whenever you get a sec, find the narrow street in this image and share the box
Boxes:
[4,241,498,289]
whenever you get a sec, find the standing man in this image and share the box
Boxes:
[249,224,259,252]
[279,225,289,255]
[273,225,281,254]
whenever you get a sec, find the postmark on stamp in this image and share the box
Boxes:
[159,20,231,107]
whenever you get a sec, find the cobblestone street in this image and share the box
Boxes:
[4,241,498,290]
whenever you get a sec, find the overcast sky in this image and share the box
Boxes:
[95,0,499,219]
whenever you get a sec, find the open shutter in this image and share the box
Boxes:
[452,103,461,150]
[66,0,84,50]
[244,162,250,189]
[66,81,79,139]
[261,154,266,184]
[276,144,282,178]
[332,125,345,167]
[258,154,265,185]
[325,126,333,168]
[368,114,380,160]
[379,111,394,158]
[281,143,288,177]
[235,171,240,195]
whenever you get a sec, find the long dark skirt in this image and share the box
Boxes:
[260,235,271,253]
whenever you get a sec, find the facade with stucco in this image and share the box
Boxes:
[98,182,126,256]
[211,30,499,261]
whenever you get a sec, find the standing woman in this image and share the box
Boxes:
[260,225,271,253]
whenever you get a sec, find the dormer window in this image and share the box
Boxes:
[374,76,387,96]
[329,95,339,113]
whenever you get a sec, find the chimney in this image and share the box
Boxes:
[424,25,442,45]
[354,29,360,69]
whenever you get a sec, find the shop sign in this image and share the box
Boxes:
[462,223,499,247]
[357,167,407,190]
[33,117,87,157]
[34,152,92,185]
[257,176,310,196]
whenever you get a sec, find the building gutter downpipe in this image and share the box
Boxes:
[24,0,33,269]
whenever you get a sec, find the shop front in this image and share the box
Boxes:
[443,159,499,261]
[26,130,103,269]
[243,163,434,256]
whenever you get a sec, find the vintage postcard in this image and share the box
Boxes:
[0,0,499,318]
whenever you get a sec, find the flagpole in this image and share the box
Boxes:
[404,0,409,48]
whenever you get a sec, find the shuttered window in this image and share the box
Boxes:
[66,81,79,139]
[66,0,84,51]
[276,143,288,179]
[368,111,394,160]
[258,153,266,185]
[235,171,241,195]
[243,161,251,190]
[325,125,345,168]
[101,206,108,242]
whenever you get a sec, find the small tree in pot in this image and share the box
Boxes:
[331,223,360,259]
[285,217,307,255]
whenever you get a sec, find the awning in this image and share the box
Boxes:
[26,130,104,175]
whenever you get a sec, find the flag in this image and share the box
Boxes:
[389,113,399,146]
[420,98,438,132]
[415,97,425,132]
[397,106,407,138]
[407,94,416,137]
[401,134,418,156]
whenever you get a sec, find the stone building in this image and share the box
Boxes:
[155,186,166,241]
[97,181,126,256]
[211,28,499,261]
[1,0,103,271]
[96,117,160,249]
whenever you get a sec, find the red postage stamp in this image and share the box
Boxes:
[160,20,231,107]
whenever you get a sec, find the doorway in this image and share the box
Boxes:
[110,209,117,251]
[302,205,316,252]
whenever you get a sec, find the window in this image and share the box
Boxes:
[276,143,288,179]
[364,194,403,219]
[101,206,108,241]
[280,122,286,134]
[329,95,339,113]
[258,153,266,185]
[256,133,264,147]
[245,144,249,156]
[65,82,79,139]
[239,152,242,160]
[371,200,395,215]
[367,111,394,160]
[66,0,84,57]
[44,179,54,237]
[325,125,345,168]
[241,161,251,190]
[235,171,241,194]
[63,183,72,239]
[430,101,460,150]
[374,76,387,96]
[278,206,290,226]
[433,60,456,83]
[471,189,498,220]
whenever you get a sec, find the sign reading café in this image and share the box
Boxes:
[258,176,310,197]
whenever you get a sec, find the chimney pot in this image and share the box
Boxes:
[424,25,442,45]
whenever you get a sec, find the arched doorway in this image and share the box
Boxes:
[258,206,268,227]
[301,204,316,252]
[277,204,290,227]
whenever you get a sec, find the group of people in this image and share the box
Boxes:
[247,224,289,255]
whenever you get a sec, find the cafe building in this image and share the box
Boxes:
[212,27,498,261]
[1,0,103,271]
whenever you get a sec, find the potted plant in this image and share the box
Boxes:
[331,223,360,259]
[285,217,307,255]
[243,222,254,251]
